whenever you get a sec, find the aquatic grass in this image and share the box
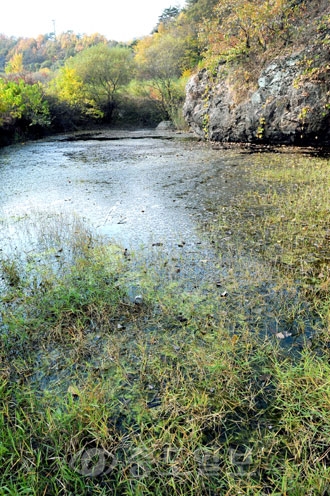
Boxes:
[1,151,330,495]
[1,301,330,494]
[210,151,330,334]
[219,153,330,282]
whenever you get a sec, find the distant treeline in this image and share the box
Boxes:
[0,0,321,145]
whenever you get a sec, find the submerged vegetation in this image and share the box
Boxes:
[1,151,330,494]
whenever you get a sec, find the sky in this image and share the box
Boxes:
[0,0,187,42]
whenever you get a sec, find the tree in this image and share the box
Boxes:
[185,0,218,22]
[68,44,134,120]
[200,0,302,66]
[49,66,88,112]
[157,6,180,27]
[0,35,18,71]
[5,52,24,74]
[0,78,50,127]
[134,28,188,120]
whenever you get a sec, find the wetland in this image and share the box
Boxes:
[1,129,330,495]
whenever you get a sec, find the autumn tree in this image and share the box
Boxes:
[134,23,191,120]
[67,44,134,120]
[201,0,301,66]
[185,0,219,23]
[49,66,88,114]
[5,52,24,74]
[0,35,17,71]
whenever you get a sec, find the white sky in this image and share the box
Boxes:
[0,0,187,42]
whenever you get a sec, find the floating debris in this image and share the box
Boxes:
[275,331,292,339]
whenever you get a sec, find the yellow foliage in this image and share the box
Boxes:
[201,0,298,65]
[52,67,86,106]
[182,68,193,79]
[5,52,24,74]
[134,36,154,66]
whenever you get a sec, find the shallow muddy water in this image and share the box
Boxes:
[0,128,252,251]
[0,129,319,345]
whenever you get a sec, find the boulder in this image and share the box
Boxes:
[156,120,176,131]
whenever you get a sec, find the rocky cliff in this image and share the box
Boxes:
[183,30,330,146]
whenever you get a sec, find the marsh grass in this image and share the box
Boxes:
[211,152,330,341]
[1,152,330,495]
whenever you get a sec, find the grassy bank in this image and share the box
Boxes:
[1,151,330,495]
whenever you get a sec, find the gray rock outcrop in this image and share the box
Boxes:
[183,47,330,146]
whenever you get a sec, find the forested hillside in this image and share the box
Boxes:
[184,0,330,144]
[0,0,329,145]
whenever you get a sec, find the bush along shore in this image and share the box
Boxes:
[1,151,330,495]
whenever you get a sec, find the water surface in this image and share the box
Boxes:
[0,129,317,344]
[0,129,253,250]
